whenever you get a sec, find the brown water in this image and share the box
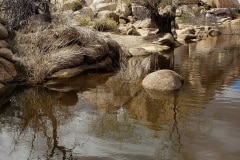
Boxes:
[0,35,240,160]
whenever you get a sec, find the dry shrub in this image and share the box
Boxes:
[15,25,102,84]
[74,15,92,26]
[93,18,118,32]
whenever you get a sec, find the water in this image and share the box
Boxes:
[0,35,240,160]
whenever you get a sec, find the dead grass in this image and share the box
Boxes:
[14,24,102,84]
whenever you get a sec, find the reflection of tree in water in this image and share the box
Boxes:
[5,87,78,159]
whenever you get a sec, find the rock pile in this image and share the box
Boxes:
[0,17,17,92]
[0,17,17,107]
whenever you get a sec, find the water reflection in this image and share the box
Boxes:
[0,35,240,160]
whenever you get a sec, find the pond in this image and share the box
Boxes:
[0,35,240,160]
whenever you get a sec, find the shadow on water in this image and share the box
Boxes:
[0,35,240,160]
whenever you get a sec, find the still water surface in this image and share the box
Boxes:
[0,35,240,160]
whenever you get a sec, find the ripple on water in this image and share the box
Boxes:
[215,79,240,103]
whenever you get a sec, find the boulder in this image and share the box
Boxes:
[208,29,222,37]
[0,17,7,25]
[207,8,239,18]
[96,10,119,23]
[0,48,14,62]
[74,7,94,19]
[0,58,17,83]
[131,3,150,20]
[157,33,175,46]
[201,0,240,8]
[133,19,157,29]
[142,69,184,91]
[116,2,132,17]
[179,27,196,35]
[0,40,9,48]
[178,34,197,41]
[126,26,140,35]
[0,24,8,39]
[62,0,85,11]
[92,2,117,12]
[222,18,240,34]
[50,57,113,78]
[46,44,85,74]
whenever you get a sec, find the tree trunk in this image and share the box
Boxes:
[151,6,177,37]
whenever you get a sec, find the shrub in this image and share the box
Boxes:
[74,15,92,26]
[93,18,118,32]
[2,0,51,28]
[71,1,83,11]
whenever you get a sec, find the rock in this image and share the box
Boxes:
[50,57,113,78]
[0,40,9,48]
[116,2,131,17]
[126,26,140,35]
[133,18,157,29]
[207,8,239,18]
[129,44,170,57]
[157,33,175,46]
[74,7,94,19]
[141,45,170,53]
[82,44,108,64]
[0,48,14,62]
[131,3,150,20]
[179,27,196,35]
[178,34,197,41]
[0,24,8,39]
[92,2,117,12]
[0,17,7,25]
[105,38,121,60]
[96,10,119,23]
[62,0,85,11]
[129,47,151,56]
[13,23,122,83]
[208,29,221,37]
[201,0,240,8]
[219,17,232,23]
[222,18,240,34]
[46,44,85,74]
[84,0,93,6]
[0,58,17,83]
[142,69,184,91]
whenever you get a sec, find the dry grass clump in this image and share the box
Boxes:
[93,18,118,32]
[70,1,83,11]
[74,15,92,26]
[15,25,101,84]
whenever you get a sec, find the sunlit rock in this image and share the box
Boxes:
[126,26,140,35]
[131,3,150,20]
[157,33,176,46]
[73,7,94,19]
[222,18,240,34]
[116,2,132,17]
[91,1,117,12]
[208,29,222,37]
[96,10,119,23]
[201,0,240,8]
[142,69,184,91]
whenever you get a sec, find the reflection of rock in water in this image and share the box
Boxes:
[174,35,240,96]
[125,53,174,80]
